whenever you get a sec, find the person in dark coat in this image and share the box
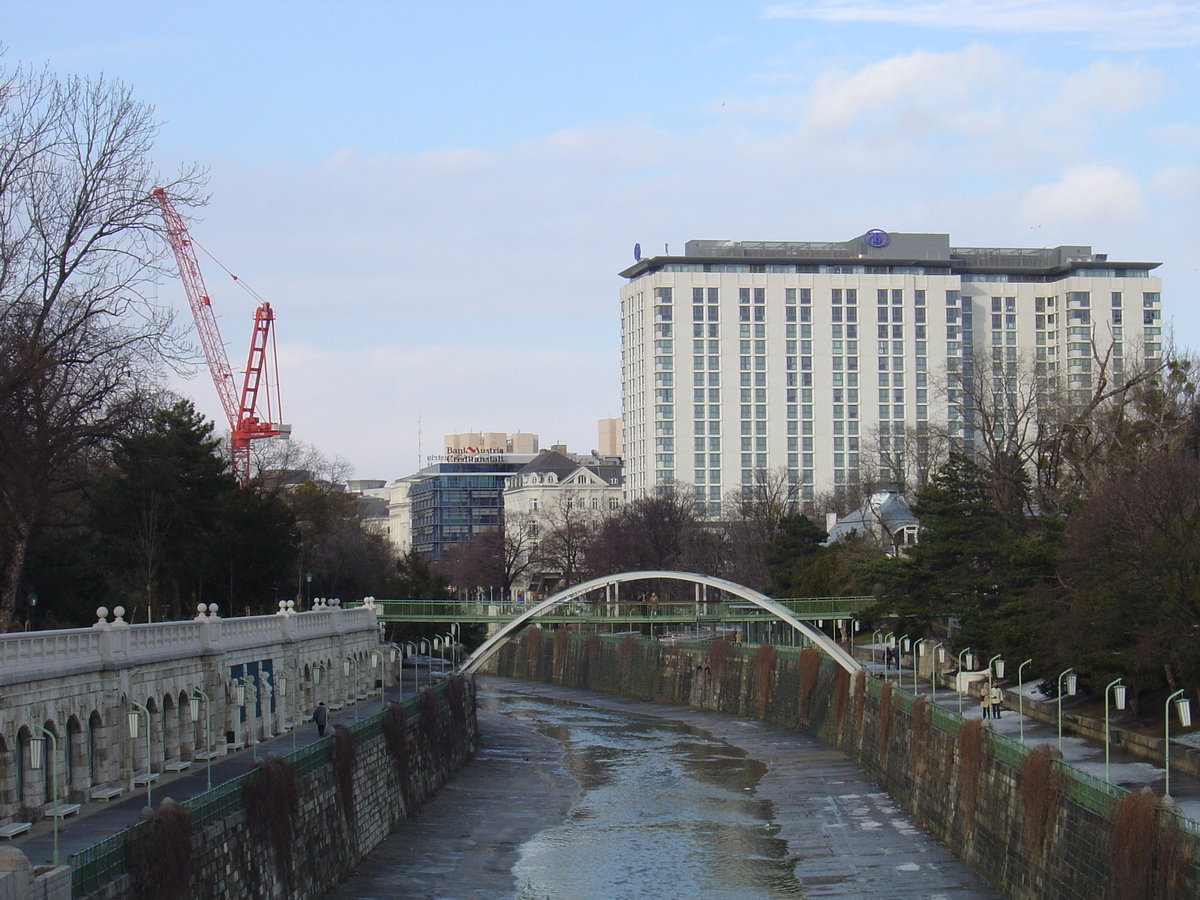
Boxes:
[313,701,327,736]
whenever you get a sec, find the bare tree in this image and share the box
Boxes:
[720,468,796,590]
[858,422,949,497]
[0,64,205,628]
[534,491,599,591]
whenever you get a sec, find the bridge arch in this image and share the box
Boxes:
[459,570,862,675]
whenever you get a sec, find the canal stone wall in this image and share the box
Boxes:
[487,630,1200,900]
[72,678,477,900]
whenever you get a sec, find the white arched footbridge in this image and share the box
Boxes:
[458,571,863,675]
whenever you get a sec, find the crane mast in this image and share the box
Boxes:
[152,188,288,485]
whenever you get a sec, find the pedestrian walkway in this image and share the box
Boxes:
[11,671,431,868]
[857,643,1200,822]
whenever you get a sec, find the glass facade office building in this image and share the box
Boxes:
[619,233,1163,517]
[408,456,534,559]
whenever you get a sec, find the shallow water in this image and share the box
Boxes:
[482,691,808,899]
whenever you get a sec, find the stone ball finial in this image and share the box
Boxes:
[207,603,219,617]
[113,606,126,624]
[96,606,109,622]
[198,602,207,615]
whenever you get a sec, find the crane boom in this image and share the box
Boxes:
[153,188,288,485]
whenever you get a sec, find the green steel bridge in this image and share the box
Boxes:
[354,592,872,630]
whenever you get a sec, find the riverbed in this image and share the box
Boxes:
[321,676,1000,899]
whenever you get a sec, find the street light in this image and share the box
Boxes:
[344,655,360,721]
[237,677,258,759]
[128,701,153,810]
[1057,668,1078,754]
[419,639,431,689]
[988,655,1005,718]
[871,630,883,668]
[1018,659,1033,744]
[1165,689,1192,800]
[957,647,973,716]
[1104,678,1127,784]
[189,688,213,790]
[27,726,59,865]
[370,649,387,713]
[275,671,297,752]
[900,637,912,691]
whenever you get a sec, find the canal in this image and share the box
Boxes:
[322,676,1000,899]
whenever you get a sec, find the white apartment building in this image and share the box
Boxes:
[619,232,1163,516]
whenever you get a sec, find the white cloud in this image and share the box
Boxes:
[1019,165,1147,226]
[762,1,1200,50]
[165,45,1193,479]
[1151,165,1200,197]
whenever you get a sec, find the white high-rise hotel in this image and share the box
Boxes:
[619,232,1163,516]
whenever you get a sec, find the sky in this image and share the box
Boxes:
[3,1,1198,481]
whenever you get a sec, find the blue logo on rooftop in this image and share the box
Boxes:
[864,229,890,248]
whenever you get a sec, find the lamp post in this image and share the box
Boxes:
[128,700,153,810]
[1057,668,1078,754]
[988,655,1006,717]
[956,648,973,716]
[405,642,417,693]
[189,688,213,790]
[275,671,297,752]
[1018,659,1033,744]
[237,677,258,760]
[344,656,359,722]
[313,661,329,713]
[871,630,883,668]
[304,571,312,609]
[27,726,59,865]
[419,639,431,689]
[885,631,895,676]
[1104,678,1127,784]
[1165,689,1192,800]
[450,623,461,668]
[370,649,387,713]
[899,637,911,691]
[442,634,456,671]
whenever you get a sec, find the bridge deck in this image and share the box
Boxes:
[358,596,873,625]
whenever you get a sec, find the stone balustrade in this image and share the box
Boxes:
[0,601,391,827]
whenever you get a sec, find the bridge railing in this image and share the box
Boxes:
[363,596,873,622]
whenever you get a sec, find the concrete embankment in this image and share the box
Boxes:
[53,678,479,900]
[485,630,1200,900]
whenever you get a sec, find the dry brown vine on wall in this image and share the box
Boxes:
[878,681,895,762]
[840,672,859,739]
[754,643,777,717]
[619,633,638,689]
[554,627,570,677]
[447,674,468,730]
[124,799,192,900]
[707,638,732,678]
[244,753,299,893]
[329,723,357,832]
[956,718,989,827]
[798,648,820,719]
[585,633,601,655]
[381,700,414,807]
[525,626,543,677]
[1111,788,1197,900]
[1019,744,1063,862]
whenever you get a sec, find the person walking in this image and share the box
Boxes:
[313,701,327,737]
[979,687,991,720]
[990,684,1003,719]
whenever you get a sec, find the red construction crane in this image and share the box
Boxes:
[153,188,290,485]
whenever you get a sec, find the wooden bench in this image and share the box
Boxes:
[164,759,192,773]
[44,803,80,819]
[0,822,31,839]
[90,786,123,802]
[132,772,159,787]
